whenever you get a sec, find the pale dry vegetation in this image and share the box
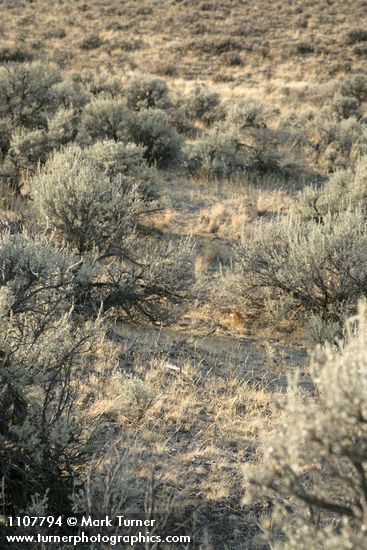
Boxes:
[0,0,367,549]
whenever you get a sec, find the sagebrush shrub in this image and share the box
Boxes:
[340,73,367,103]
[7,128,50,171]
[47,106,79,147]
[126,75,171,111]
[244,301,367,548]
[0,232,96,318]
[128,108,182,166]
[0,231,115,512]
[242,126,286,174]
[186,86,225,126]
[82,71,124,97]
[3,108,79,191]
[227,100,267,129]
[298,156,367,219]
[0,117,12,159]
[346,28,367,45]
[0,62,62,128]
[30,145,157,254]
[78,95,131,145]
[226,209,367,331]
[324,93,362,121]
[85,139,151,181]
[30,145,193,323]
[79,33,103,50]
[309,116,367,171]
[52,76,92,110]
[184,124,246,179]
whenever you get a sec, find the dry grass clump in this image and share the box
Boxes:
[196,200,249,238]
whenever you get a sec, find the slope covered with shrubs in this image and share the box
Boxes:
[1,4,367,546]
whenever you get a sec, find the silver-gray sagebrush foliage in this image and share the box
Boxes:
[0,231,111,513]
[77,95,131,145]
[225,209,367,331]
[184,124,246,180]
[0,62,62,129]
[30,144,194,323]
[0,227,193,519]
[30,144,157,254]
[298,155,367,220]
[243,302,367,549]
[125,75,171,111]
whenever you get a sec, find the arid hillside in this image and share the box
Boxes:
[0,1,367,549]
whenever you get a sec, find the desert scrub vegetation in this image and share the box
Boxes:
[225,208,367,340]
[184,124,246,180]
[308,115,367,172]
[0,60,321,194]
[3,1,367,546]
[0,62,62,129]
[298,155,367,220]
[78,96,181,166]
[77,95,131,144]
[0,229,192,520]
[244,302,367,549]
[29,145,194,323]
[30,144,157,254]
[0,230,118,512]
[125,75,172,111]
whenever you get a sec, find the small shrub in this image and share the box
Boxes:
[184,125,246,180]
[227,100,266,129]
[47,106,79,147]
[43,28,66,39]
[0,45,34,63]
[292,41,315,55]
[226,209,367,330]
[119,37,144,51]
[325,94,362,121]
[106,374,154,422]
[221,51,243,66]
[0,231,121,513]
[298,156,367,220]
[193,37,245,55]
[304,313,342,346]
[52,77,92,110]
[153,62,177,77]
[340,73,367,103]
[7,128,50,171]
[244,302,367,548]
[29,144,193,324]
[242,126,285,174]
[4,109,79,188]
[78,96,131,145]
[128,108,182,166]
[186,86,225,126]
[309,116,367,171]
[79,33,103,50]
[0,117,12,158]
[73,70,124,97]
[167,98,196,136]
[85,139,151,180]
[126,75,171,111]
[346,28,367,45]
[30,145,158,254]
[0,62,62,128]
